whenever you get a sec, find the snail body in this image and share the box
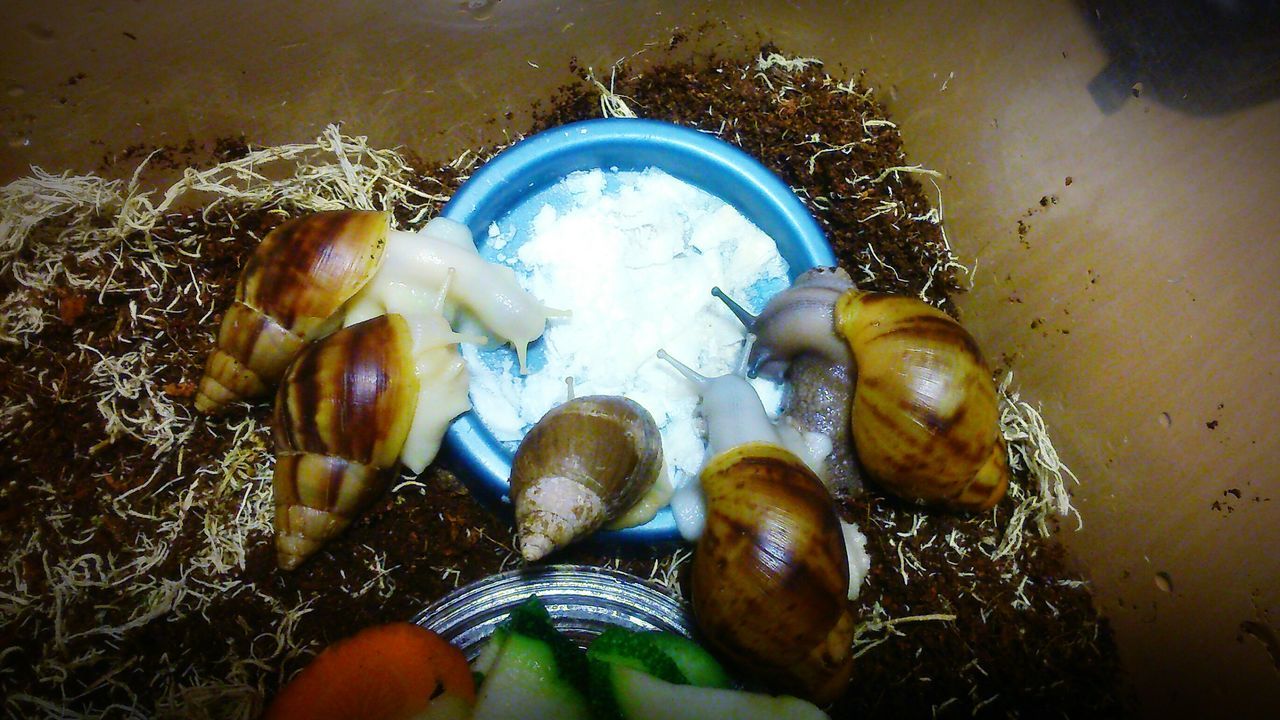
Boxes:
[509,394,669,562]
[656,350,817,540]
[345,218,562,374]
[197,213,557,413]
[726,267,1010,511]
[196,210,390,413]
[836,291,1009,509]
[659,351,859,705]
[722,266,855,381]
[778,353,858,493]
[713,268,861,494]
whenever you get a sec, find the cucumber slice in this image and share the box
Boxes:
[641,631,733,689]
[472,632,591,720]
[589,628,686,684]
[608,663,830,720]
[504,596,559,639]
[502,596,589,692]
[470,626,510,682]
[587,628,688,719]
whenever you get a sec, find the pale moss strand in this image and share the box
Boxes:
[195,416,276,576]
[992,372,1081,560]
[0,167,125,259]
[754,52,823,73]
[81,341,195,458]
[3,413,284,720]
[589,65,639,119]
[0,125,449,347]
[0,291,46,342]
[145,124,447,224]
[647,548,693,599]
[1,123,447,260]
[851,603,957,660]
[869,164,944,185]
[798,71,970,304]
[151,596,315,720]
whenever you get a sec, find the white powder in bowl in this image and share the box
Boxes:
[462,167,791,499]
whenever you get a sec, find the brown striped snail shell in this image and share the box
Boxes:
[692,441,856,705]
[271,313,417,571]
[836,290,1009,510]
[509,395,666,562]
[195,210,389,413]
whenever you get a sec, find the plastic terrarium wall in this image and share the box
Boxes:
[2,1,1277,717]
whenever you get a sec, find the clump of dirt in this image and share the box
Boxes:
[0,45,1127,719]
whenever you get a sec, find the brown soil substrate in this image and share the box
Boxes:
[0,46,1128,718]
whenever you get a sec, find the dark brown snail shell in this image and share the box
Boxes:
[691,441,856,705]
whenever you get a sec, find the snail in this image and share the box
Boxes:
[658,350,860,705]
[836,289,1010,509]
[196,212,558,413]
[195,210,388,413]
[717,267,1010,511]
[342,216,563,374]
[271,272,481,570]
[712,267,860,496]
[509,389,671,562]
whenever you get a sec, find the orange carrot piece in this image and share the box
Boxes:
[264,623,475,720]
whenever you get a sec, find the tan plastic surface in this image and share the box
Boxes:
[3,1,1277,716]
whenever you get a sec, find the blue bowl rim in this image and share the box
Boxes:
[439,117,833,544]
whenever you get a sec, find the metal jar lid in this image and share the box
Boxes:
[412,564,693,661]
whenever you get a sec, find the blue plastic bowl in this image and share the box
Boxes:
[440,118,833,544]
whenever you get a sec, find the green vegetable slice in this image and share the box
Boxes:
[608,663,830,720]
[641,631,733,689]
[472,632,591,720]
[589,627,687,684]
[587,627,688,719]
[498,595,589,692]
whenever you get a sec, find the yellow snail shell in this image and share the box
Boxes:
[691,441,856,705]
[196,210,389,413]
[271,313,418,570]
[509,395,668,562]
[836,291,1010,510]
